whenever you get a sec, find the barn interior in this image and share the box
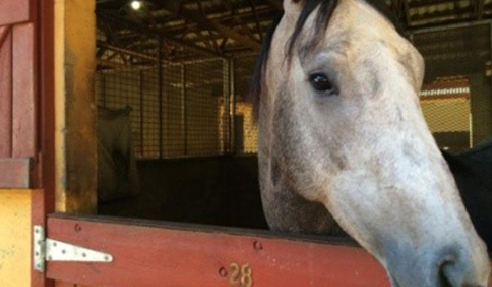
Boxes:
[90,0,492,229]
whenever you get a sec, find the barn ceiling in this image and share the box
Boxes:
[96,0,492,63]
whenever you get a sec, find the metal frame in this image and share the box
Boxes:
[413,20,492,151]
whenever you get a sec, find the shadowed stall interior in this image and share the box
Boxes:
[94,0,492,230]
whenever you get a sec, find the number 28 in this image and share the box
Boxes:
[229,263,253,287]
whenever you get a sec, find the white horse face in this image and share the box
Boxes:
[256,0,490,286]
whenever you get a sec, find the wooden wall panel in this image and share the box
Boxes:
[0,26,12,157]
[12,23,37,158]
[0,158,33,188]
[0,0,36,27]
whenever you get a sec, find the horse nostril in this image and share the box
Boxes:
[435,248,486,287]
[438,260,456,287]
[436,249,460,287]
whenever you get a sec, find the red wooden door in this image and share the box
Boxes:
[0,0,56,286]
[0,0,39,189]
[45,214,390,287]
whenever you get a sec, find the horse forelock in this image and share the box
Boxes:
[249,0,408,121]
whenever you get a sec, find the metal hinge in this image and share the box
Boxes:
[34,225,113,272]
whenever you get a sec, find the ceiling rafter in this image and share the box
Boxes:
[154,0,261,51]
[95,0,492,58]
[97,12,222,57]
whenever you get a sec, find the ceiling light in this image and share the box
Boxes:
[130,1,142,11]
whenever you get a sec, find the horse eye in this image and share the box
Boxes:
[309,73,335,95]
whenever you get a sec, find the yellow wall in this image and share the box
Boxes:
[0,190,32,287]
[421,98,471,133]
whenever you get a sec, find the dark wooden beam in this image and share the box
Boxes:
[196,0,221,53]
[98,41,157,61]
[264,0,283,11]
[156,1,261,50]
[97,12,222,58]
[409,0,464,9]
[159,10,277,34]
[410,4,487,22]
[410,13,492,29]
[403,0,412,27]
[249,0,264,42]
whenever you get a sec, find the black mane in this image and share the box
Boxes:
[443,142,492,253]
[249,0,407,118]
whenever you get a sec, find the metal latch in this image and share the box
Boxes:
[34,225,113,272]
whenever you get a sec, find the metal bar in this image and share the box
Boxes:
[181,64,188,156]
[229,58,236,154]
[139,70,144,157]
[222,59,230,153]
[158,37,164,159]
[412,19,492,34]
[102,73,107,107]
[488,20,492,147]
[97,41,156,62]
[477,0,485,19]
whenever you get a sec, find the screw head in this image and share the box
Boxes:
[253,240,263,250]
[219,267,228,277]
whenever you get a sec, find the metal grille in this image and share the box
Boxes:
[413,22,492,154]
[234,55,259,154]
[96,15,231,159]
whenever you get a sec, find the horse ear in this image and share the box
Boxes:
[284,0,303,17]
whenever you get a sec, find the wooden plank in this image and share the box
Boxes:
[0,158,33,188]
[0,26,12,157]
[32,0,56,285]
[46,215,390,287]
[12,23,37,158]
[0,0,36,26]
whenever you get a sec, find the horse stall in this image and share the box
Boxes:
[1,0,492,287]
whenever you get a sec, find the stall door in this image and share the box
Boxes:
[0,0,38,189]
[43,213,390,287]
